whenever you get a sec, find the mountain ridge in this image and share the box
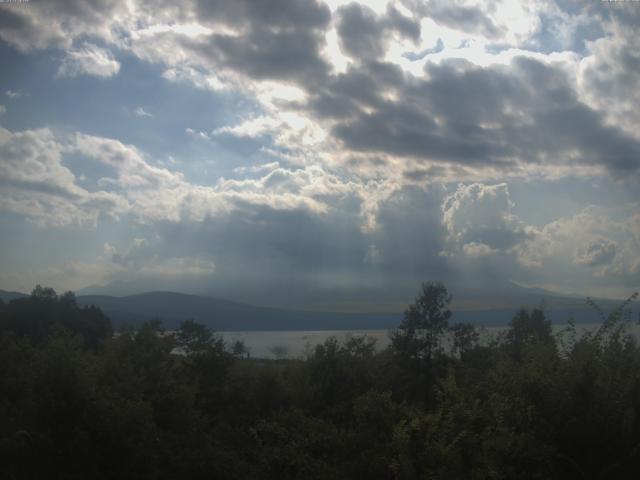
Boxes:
[2,288,633,331]
[75,290,627,331]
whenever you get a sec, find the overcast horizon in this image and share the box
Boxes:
[1,0,639,309]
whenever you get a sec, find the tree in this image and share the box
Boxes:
[450,322,479,359]
[506,307,552,359]
[231,339,249,358]
[0,286,112,350]
[31,285,57,301]
[391,282,452,367]
[307,336,377,422]
[176,319,214,356]
[269,344,290,360]
[388,282,452,406]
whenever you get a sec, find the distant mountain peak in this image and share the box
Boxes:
[0,289,28,303]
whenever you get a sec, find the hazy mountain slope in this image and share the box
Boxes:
[0,289,28,303]
[75,290,629,331]
[76,292,400,330]
[3,286,630,331]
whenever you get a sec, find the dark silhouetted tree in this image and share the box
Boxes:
[391,282,452,367]
[389,282,452,406]
[507,307,552,359]
[176,319,214,355]
[231,339,249,358]
[0,286,111,350]
[450,322,479,359]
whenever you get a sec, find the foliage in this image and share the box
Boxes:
[0,285,112,350]
[392,282,452,365]
[390,282,453,406]
[1,284,639,479]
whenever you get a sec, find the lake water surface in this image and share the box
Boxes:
[218,323,639,359]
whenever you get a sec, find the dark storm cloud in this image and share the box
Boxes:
[336,3,420,61]
[204,29,329,82]
[402,165,448,182]
[194,0,331,30]
[332,102,511,166]
[307,65,391,119]
[185,0,331,83]
[386,5,421,41]
[506,101,640,174]
[319,59,517,166]
[0,0,126,50]
[412,60,522,124]
[0,7,26,32]
[337,3,386,60]
[1,0,333,83]
[307,55,640,176]
[505,57,640,174]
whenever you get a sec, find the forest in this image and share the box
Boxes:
[1,283,640,479]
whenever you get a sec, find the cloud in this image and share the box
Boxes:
[2,121,637,298]
[0,0,129,51]
[0,243,216,294]
[517,206,640,289]
[578,21,640,140]
[139,256,216,277]
[3,0,638,182]
[104,237,148,266]
[430,182,640,297]
[103,238,215,278]
[5,90,26,99]
[134,106,153,117]
[441,183,529,256]
[0,127,128,227]
[334,3,420,62]
[462,242,498,258]
[57,43,121,78]
[0,124,365,227]
[336,3,388,61]
[408,0,504,39]
[167,0,332,85]
[368,185,448,276]
[213,116,281,139]
[1,0,639,301]
[323,56,640,179]
[573,238,617,268]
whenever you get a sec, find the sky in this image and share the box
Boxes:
[0,0,638,310]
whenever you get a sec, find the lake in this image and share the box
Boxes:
[218,322,638,359]
[219,329,392,358]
